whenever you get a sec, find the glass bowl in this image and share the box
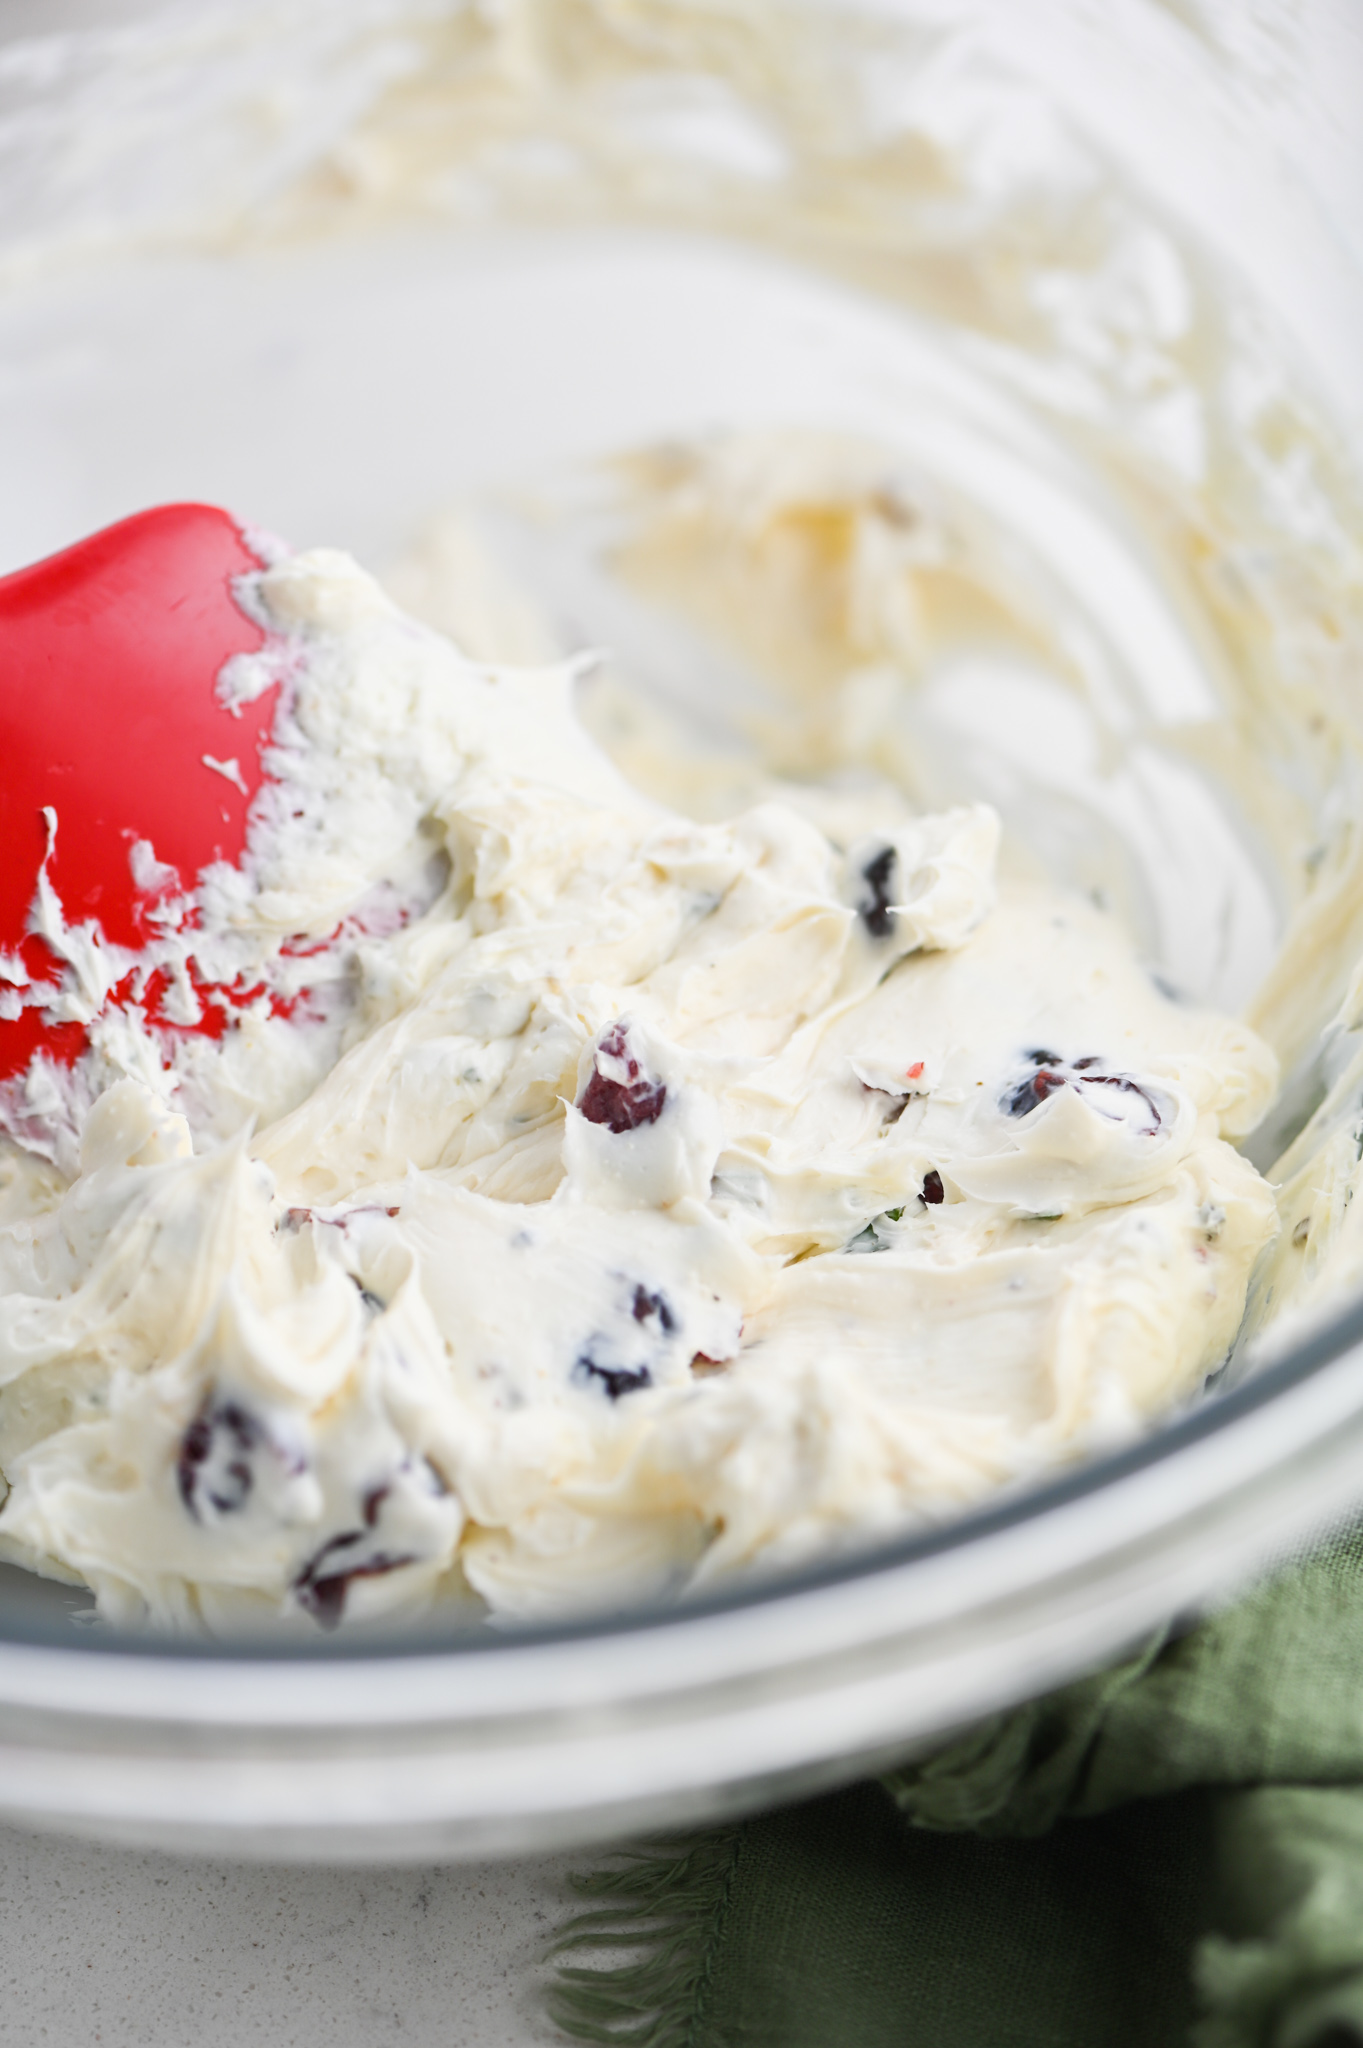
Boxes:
[0,0,1360,1859]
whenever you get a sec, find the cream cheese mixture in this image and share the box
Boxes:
[0,520,1282,1633]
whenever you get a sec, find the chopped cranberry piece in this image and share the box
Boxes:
[858,846,898,939]
[280,1202,401,1236]
[574,1355,653,1400]
[1080,1072,1163,1133]
[177,1397,261,1520]
[920,1169,945,1206]
[1004,1055,1164,1133]
[1006,1067,1068,1117]
[294,1529,415,1630]
[857,1077,908,1122]
[631,1285,676,1334]
[579,1022,667,1133]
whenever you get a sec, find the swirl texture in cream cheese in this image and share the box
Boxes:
[0,545,1279,1632]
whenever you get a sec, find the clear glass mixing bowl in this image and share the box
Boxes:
[0,0,1361,1859]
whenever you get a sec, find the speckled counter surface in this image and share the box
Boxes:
[0,1825,579,2046]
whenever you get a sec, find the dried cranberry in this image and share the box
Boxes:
[294,1529,415,1630]
[920,1169,945,1205]
[579,1022,667,1133]
[1005,1067,1068,1117]
[1079,1072,1163,1132]
[631,1285,677,1334]
[1004,1054,1163,1133]
[857,1078,909,1123]
[177,1398,261,1520]
[574,1355,653,1400]
[691,1353,728,1377]
[858,846,898,939]
[280,1202,399,1237]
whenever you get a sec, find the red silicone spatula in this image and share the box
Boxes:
[0,504,281,1083]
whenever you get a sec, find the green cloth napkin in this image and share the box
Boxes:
[551,1521,1363,2048]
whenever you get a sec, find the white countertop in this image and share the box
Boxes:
[0,1824,580,2046]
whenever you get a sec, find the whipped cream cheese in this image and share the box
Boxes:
[0,542,1280,1633]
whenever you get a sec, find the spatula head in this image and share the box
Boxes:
[0,504,278,1081]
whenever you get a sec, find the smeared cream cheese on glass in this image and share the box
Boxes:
[0,533,1281,1633]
